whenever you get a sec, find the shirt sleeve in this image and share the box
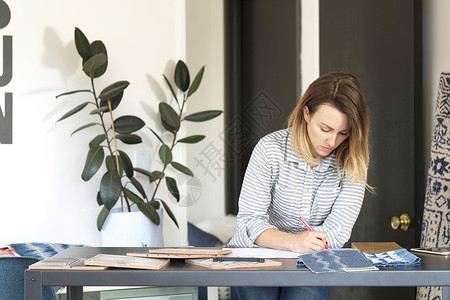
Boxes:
[227,139,277,247]
[310,180,366,248]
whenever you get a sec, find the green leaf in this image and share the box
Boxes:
[99,81,130,102]
[99,91,123,112]
[96,192,103,206]
[177,135,205,144]
[100,170,122,209]
[88,40,108,78]
[184,110,223,122]
[159,102,180,129]
[137,202,160,226]
[161,118,176,133]
[81,146,105,181]
[148,128,164,144]
[159,199,179,228]
[171,161,193,177]
[97,206,110,231]
[57,102,90,122]
[56,89,91,98]
[124,188,145,204]
[130,177,147,199]
[74,27,92,61]
[150,171,163,182]
[116,134,142,144]
[134,167,153,178]
[71,123,99,136]
[151,200,160,210]
[165,176,179,202]
[89,134,105,149]
[174,60,190,92]
[114,116,145,134]
[105,155,123,176]
[82,53,107,78]
[187,66,205,97]
[134,168,163,183]
[162,74,179,106]
[119,150,133,178]
[89,106,109,115]
[159,144,172,164]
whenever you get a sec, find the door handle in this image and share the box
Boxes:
[391,214,411,231]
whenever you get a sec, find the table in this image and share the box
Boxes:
[25,247,450,300]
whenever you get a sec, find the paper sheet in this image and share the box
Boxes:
[222,247,300,258]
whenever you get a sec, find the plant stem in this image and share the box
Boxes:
[149,93,187,204]
[90,76,130,212]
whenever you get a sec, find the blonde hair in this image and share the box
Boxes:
[288,72,370,186]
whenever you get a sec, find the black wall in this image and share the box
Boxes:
[224,0,301,214]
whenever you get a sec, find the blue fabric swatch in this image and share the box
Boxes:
[361,248,421,267]
[296,249,375,274]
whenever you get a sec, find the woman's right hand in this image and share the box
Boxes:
[286,230,327,253]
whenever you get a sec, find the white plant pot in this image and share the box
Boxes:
[101,207,164,247]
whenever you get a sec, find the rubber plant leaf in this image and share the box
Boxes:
[71,123,99,136]
[105,155,124,177]
[115,134,142,144]
[89,134,105,149]
[89,106,109,115]
[134,168,163,183]
[148,128,164,144]
[187,66,205,97]
[171,161,193,177]
[123,188,145,204]
[162,74,179,106]
[57,102,90,122]
[136,202,160,226]
[81,146,105,181]
[82,53,107,77]
[161,118,176,133]
[87,40,108,78]
[150,171,163,182]
[74,27,92,61]
[151,200,161,210]
[159,144,173,164]
[165,176,180,202]
[56,89,91,98]
[159,199,179,228]
[96,192,103,206]
[159,102,180,129]
[97,205,110,231]
[177,135,205,144]
[134,167,153,178]
[184,110,223,122]
[174,60,190,92]
[99,169,122,210]
[130,177,147,199]
[99,81,130,101]
[99,90,123,112]
[118,150,134,178]
[114,116,145,134]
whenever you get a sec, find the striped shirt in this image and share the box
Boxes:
[227,129,366,249]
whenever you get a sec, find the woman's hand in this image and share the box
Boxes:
[255,228,327,253]
[286,230,327,253]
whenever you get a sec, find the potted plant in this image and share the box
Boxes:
[56,28,222,245]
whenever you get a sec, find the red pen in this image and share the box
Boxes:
[299,216,329,249]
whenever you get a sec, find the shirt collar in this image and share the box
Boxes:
[284,130,336,173]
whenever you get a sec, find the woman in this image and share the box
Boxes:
[228,72,370,300]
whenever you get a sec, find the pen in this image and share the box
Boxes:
[213,257,265,263]
[299,216,329,249]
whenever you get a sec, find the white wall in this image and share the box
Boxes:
[423,0,450,168]
[185,0,225,225]
[0,0,194,246]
